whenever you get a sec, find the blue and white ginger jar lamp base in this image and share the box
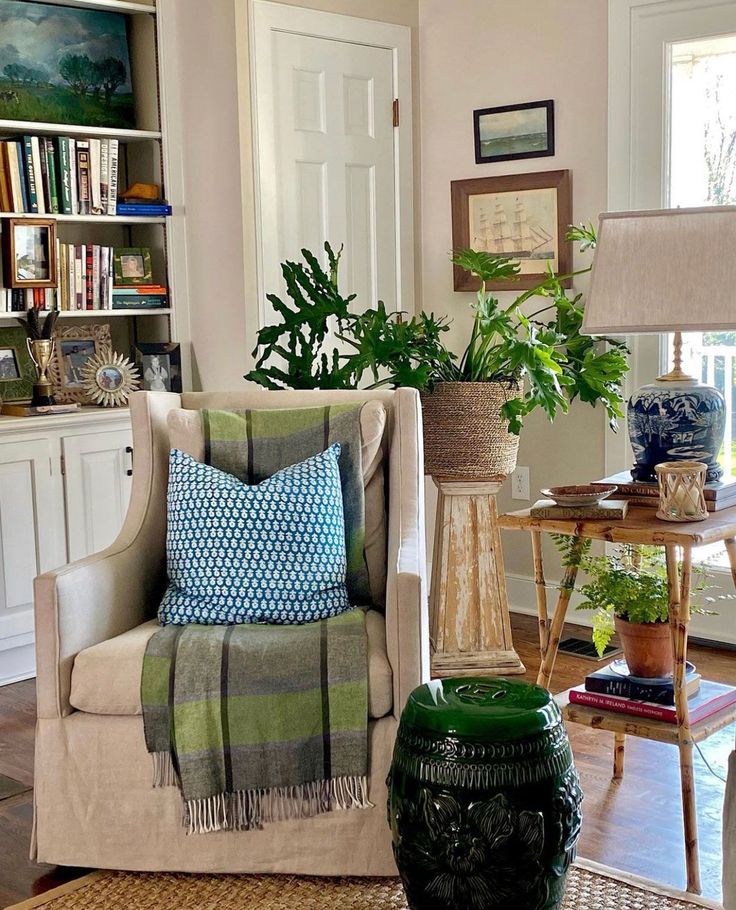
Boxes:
[628,376,726,483]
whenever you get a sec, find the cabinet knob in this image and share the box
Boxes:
[125,446,134,477]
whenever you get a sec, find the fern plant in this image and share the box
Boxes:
[551,541,719,657]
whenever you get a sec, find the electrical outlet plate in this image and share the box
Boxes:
[512,466,530,501]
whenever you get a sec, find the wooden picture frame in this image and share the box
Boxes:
[134,341,182,393]
[451,170,572,292]
[113,247,153,287]
[48,323,111,404]
[0,326,37,401]
[2,218,57,288]
[473,100,555,164]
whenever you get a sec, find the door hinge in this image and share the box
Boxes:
[393,98,400,127]
[59,453,65,476]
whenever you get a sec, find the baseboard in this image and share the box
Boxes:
[0,640,36,686]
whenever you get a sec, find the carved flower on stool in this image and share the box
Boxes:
[396,788,546,909]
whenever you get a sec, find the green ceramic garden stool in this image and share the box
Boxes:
[387,677,583,910]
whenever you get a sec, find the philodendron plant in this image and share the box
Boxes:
[245,226,629,435]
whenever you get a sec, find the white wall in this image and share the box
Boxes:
[419,0,611,591]
[170,0,419,390]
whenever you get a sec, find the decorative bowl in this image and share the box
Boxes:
[539,484,618,507]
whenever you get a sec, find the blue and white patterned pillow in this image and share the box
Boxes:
[158,444,351,625]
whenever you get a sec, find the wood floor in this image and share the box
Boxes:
[0,613,733,907]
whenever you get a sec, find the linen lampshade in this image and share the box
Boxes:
[583,206,736,335]
[582,206,736,484]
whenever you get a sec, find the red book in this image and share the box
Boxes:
[568,680,736,725]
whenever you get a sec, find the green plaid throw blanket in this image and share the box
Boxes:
[141,610,370,833]
[202,403,371,605]
[141,403,372,833]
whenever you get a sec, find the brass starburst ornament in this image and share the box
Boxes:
[81,349,140,408]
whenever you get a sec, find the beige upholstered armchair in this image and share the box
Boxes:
[32,388,428,874]
[726,749,736,908]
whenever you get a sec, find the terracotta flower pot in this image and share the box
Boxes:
[420,381,521,479]
[614,615,673,678]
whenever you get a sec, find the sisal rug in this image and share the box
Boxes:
[6,860,722,910]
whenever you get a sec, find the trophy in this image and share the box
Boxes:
[19,309,59,407]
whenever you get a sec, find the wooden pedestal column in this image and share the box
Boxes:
[429,479,525,677]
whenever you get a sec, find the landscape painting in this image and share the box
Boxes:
[474,100,554,164]
[0,0,135,129]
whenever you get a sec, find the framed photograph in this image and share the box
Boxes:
[2,219,57,288]
[451,170,572,291]
[134,342,182,393]
[48,323,111,404]
[114,248,153,287]
[474,100,555,164]
[0,0,135,129]
[0,326,36,401]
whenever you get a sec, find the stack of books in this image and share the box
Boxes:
[568,659,736,724]
[116,202,172,217]
[57,244,114,311]
[112,284,168,309]
[592,471,736,512]
[0,135,120,216]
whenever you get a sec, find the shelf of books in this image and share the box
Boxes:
[0,0,177,354]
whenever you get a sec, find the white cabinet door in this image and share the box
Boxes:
[0,438,64,684]
[63,429,133,562]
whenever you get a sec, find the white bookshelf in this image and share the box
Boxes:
[0,0,190,380]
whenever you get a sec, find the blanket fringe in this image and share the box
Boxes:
[183,776,373,834]
[150,753,371,834]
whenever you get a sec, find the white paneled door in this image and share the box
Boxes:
[251,2,414,329]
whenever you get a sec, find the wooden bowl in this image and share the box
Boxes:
[539,484,617,507]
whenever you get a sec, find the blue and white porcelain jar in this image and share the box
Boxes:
[628,379,726,482]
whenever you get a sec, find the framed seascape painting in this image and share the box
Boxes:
[451,170,572,291]
[474,100,555,164]
[0,0,135,129]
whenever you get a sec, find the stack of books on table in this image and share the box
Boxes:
[568,659,736,724]
[0,135,120,216]
[592,471,736,512]
[112,284,168,310]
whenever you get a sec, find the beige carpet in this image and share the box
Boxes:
[6,860,722,910]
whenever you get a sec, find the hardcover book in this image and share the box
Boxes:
[568,679,736,725]
[585,660,700,705]
[592,471,736,503]
[529,498,629,520]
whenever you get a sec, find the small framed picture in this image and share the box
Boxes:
[114,247,153,286]
[2,218,57,288]
[451,169,572,291]
[48,323,112,404]
[134,342,182,393]
[473,100,555,165]
[0,326,37,401]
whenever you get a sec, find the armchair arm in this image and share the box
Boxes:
[34,391,178,719]
[385,388,430,718]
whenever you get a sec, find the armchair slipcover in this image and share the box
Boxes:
[32,388,429,874]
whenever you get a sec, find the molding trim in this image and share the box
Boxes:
[0,640,35,686]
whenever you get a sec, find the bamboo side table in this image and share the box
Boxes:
[429,479,525,678]
[498,505,736,895]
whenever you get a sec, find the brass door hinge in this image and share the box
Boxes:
[393,98,399,127]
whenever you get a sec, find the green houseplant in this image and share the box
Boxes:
[554,539,717,677]
[245,228,629,477]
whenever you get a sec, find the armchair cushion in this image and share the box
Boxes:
[70,610,393,719]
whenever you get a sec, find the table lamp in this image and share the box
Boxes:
[582,206,735,482]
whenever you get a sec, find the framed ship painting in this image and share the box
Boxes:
[0,0,135,129]
[451,170,572,291]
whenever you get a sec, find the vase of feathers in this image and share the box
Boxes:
[19,308,59,406]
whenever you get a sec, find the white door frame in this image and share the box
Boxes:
[247,0,415,330]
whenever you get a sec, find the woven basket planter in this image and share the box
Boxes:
[421,381,521,479]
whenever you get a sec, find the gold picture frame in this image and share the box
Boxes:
[2,218,57,288]
[48,323,111,404]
